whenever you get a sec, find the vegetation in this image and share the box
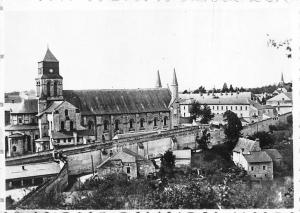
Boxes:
[160,150,176,179]
[189,102,214,124]
[223,110,243,150]
[248,131,274,149]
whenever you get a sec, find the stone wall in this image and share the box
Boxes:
[242,112,292,136]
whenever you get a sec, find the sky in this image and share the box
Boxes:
[4,8,292,92]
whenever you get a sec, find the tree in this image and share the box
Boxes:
[222,83,229,93]
[160,150,176,178]
[199,104,214,124]
[267,35,292,59]
[196,129,210,149]
[248,131,274,148]
[223,111,242,150]
[189,101,201,121]
[182,89,189,94]
[229,84,234,92]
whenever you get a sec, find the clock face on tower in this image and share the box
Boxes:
[49,69,54,73]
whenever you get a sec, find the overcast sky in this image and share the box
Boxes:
[4,8,292,92]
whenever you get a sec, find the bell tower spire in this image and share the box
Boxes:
[36,47,63,113]
[155,70,162,88]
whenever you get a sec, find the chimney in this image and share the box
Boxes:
[22,165,25,170]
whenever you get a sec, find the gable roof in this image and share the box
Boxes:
[243,151,272,163]
[267,92,293,102]
[37,101,64,116]
[233,138,257,153]
[63,88,171,115]
[264,149,282,160]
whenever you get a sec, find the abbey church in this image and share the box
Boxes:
[5,48,181,156]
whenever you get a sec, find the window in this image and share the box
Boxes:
[64,139,66,143]
[104,120,109,131]
[115,120,119,131]
[47,81,51,96]
[245,106,248,110]
[61,121,65,130]
[183,113,186,117]
[127,167,131,174]
[27,136,31,151]
[18,117,22,124]
[68,138,71,142]
[217,106,219,110]
[140,118,145,128]
[230,106,232,110]
[129,119,134,129]
[65,109,68,116]
[263,166,266,170]
[12,146,17,152]
[235,106,238,110]
[70,121,74,130]
[50,121,53,131]
[240,106,242,110]
[163,116,168,126]
[251,166,254,171]
[221,106,223,110]
[88,121,94,130]
[57,139,60,144]
[154,118,158,127]
[53,81,58,96]
[226,106,228,110]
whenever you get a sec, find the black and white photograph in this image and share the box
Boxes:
[2,1,298,210]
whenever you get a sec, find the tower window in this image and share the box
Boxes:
[154,117,158,127]
[104,120,109,131]
[47,81,51,96]
[163,116,168,126]
[129,119,134,129]
[115,120,119,131]
[54,81,58,96]
[140,118,145,128]
[61,121,65,131]
[70,121,74,131]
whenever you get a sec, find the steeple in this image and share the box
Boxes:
[281,72,284,83]
[172,68,178,86]
[155,70,162,88]
[43,47,58,62]
[279,72,285,87]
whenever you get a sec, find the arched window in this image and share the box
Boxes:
[65,109,68,116]
[70,121,74,131]
[154,118,158,127]
[61,121,65,130]
[46,81,51,96]
[115,120,119,131]
[104,120,109,131]
[53,81,58,96]
[13,146,17,152]
[129,119,134,129]
[140,118,145,128]
[88,120,94,130]
[27,135,31,151]
[163,116,168,126]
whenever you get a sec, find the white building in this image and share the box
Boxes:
[266,92,292,115]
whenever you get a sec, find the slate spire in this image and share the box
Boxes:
[172,68,178,86]
[155,70,162,88]
[43,47,58,62]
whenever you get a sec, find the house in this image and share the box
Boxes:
[6,161,61,190]
[266,92,292,114]
[96,148,156,179]
[264,149,282,166]
[232,138,273,180]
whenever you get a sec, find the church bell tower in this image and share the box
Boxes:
[36,48,63,113]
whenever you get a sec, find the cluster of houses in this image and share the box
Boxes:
[179,74,292,126]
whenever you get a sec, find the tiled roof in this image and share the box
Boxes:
[5,124,39,131]
[37,101,64,116]
[233,138,256,153]
[6,161,61,180]
[264,149,282,160]
[63,88,171,115]
[5,99,38,114]
[243,151,272,163]
[179,96,251,105]
[42,48,58,62]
